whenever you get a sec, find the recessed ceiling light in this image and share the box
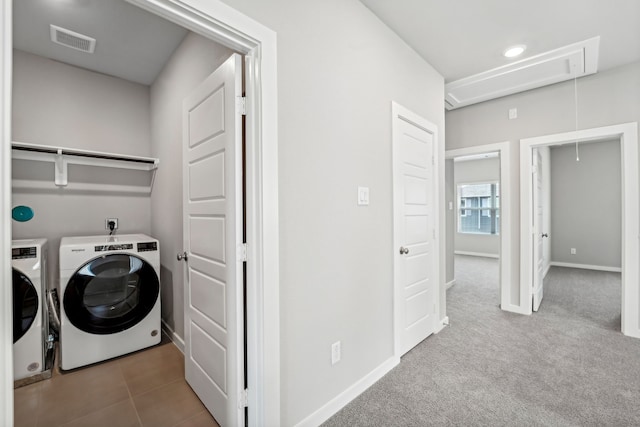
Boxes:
[503,45,526,58]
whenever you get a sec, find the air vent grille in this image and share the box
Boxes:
[50,25,96,53]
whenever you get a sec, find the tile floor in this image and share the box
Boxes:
[14,337,220,427]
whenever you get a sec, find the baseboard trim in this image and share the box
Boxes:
[294,356,400,427]
[446,280,456,290]
[161,319,185,353]
[435,316,449,333]
[543,263,551,278]
[549,262,621,273]
[501,303,530,315]
[454,251,499,259]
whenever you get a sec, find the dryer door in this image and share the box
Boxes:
[63,254,159,335]
[12,268,39,344]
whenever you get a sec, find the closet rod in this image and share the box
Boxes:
[11,141,159,166]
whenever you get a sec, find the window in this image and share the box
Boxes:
[457,182,500,234]
[460,199,467,216]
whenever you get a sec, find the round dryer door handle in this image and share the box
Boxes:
[177,251,188,261]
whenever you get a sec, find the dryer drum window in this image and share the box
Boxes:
[64,254,159,335]
[12,268,39,344]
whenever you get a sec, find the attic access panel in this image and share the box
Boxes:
[445,37,599,110]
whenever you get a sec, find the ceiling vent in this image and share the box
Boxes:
[50,25,96,53]
[445,37,600,110]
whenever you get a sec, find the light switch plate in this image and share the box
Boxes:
[358,186,369,206]
[509,108,518,119]
[331,341,341,365]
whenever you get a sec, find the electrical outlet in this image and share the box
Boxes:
[331,341,341,365]
[105,218,119,230]
[570,248,577,255]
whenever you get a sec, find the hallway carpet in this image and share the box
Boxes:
[324,255,640,426]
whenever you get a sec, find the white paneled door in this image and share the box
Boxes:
[182,53,244,427]
[532,148,544,311]
[392,104,438,356]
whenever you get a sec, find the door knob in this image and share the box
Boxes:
[177,251,188,261]
[399,247,409,255]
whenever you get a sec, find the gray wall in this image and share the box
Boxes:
[11,49,152,289]
[12,50,151,155]
[446,61,640,306]
[550,140,621,267]
[218,0,445,424]
[453,157,500,256]
[149,32,234,341]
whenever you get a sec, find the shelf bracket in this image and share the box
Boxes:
[54,150,68,187]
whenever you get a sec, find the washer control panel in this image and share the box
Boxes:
[137,242,158,252]
[94,243,134,252]
[12,247,36,259]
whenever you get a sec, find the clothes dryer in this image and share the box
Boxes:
[59,234,160,370]
[12,239,48,380]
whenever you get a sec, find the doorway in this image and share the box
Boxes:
[450,152,501,305]
[520,122,639,338]
[0,0,280,425]
[530,140,622,328]
[445,141,514,313]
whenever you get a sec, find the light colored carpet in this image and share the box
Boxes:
[323,255,640,426]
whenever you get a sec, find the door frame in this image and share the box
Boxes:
[0,0,281,425]
[391,102,441,359]
[445,141,514,313]
[520,123,639,337]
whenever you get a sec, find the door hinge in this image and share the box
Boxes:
[239,388,249,408]
[236,96,247,116]
[237,243,248,262]
[432,155,435,166]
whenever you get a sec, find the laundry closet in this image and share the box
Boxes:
[11,0,235,422]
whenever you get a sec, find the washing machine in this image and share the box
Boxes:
[59,234,161,370]
[12,239,48,380]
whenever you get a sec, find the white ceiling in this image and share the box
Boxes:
[360,0,640,83]
[13,0,188,85]
[13,1,640,94]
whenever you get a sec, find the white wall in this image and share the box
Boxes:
[445,159,454,283]
[149,32,234,340]
[446,61,640,308]
[217,0,445,424]
[11,49,152,288]
[453,157,500,256]
[550,140,621,268]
